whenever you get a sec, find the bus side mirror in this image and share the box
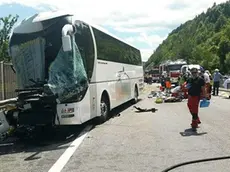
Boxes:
[62,35,72,52]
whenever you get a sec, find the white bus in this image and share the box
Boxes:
[8,11,144,127]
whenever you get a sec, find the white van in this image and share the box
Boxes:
[181,64,201,74]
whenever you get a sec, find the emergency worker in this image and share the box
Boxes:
[160,74,166,91]
[165,73,171,93]
[186,68,207,129]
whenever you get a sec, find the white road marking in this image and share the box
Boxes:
[48,125,92,172]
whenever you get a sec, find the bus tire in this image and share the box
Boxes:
[98,94,110,124]
[132,86,139,104]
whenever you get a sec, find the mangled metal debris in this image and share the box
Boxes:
[148,88,183,104]
[133,106,158,113]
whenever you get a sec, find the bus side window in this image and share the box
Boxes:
[92,27,142,66]
[74,21,95,81]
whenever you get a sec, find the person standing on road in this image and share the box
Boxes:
[205,70,213,99]
[160,74,166,91]
[186,68,207,129]
[165,73,171,94]
[179,71,188,98]
[201,69,211,100]
[213,69,222,96]
[179,71,188,85]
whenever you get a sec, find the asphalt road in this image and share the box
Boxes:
[1,84,230,172]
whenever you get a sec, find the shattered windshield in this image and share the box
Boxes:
[47,38,88,103]
[9,16,89,103]
[10,37,88,103]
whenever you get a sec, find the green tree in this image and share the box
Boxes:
[217,38,230,72]
[0,14,19,62]
[214,14,227,32]
[225,52,230,73]
[145,0,230,74]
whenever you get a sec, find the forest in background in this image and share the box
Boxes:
[145,1,230,74]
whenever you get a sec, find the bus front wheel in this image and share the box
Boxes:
[98,95,110,124]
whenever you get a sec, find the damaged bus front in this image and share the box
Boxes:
[8,14,89,127]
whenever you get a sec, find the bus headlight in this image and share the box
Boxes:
[61,108,74,113]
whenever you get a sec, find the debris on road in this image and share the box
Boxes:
[133,106,158,113]
[164,97,182,103]
[111,113,121,118]
[155,97,164,104]
[146,84,187,104]
[148,91,158,98]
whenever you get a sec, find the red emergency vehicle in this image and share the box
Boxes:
[159,59,187,84]
[150,66,160,82]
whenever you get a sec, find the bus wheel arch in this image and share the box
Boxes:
[132,84,139,104]
[98,90,110,124]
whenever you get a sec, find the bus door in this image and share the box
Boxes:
[116,66,131,104]
[115,69,124,105]
[121,66,132,101]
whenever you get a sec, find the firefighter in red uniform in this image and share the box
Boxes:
[186,68,208,129]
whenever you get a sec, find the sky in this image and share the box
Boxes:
[0,0,228,62]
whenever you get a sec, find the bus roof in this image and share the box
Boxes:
[31,10,139,51]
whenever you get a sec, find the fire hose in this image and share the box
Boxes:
[161,156,230,172]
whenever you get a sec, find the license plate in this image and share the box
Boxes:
[23,103,31,110]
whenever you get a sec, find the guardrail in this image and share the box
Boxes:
[0,98,17,111]
[219,80,230,93]
[220,88,230,93]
